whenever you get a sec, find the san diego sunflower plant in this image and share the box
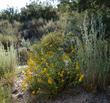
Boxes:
[22,32,83,98]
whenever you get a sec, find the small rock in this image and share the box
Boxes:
[12,89,18,94]
[17,93,24,99]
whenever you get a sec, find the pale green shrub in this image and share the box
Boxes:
[0,43,17,103]
[77,11,110,90]
[0,43,17,77]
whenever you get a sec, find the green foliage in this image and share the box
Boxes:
[57,0,110,10]
[78,0,110,11]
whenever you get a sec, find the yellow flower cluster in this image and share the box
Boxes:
[32,90,36,95]
[22,81,28,91]
[31,88,41,95]
[21,63,34,91]
[79,74,84,82]
[58,70,64,77]
[27,58,35,68]
[62,53,70,61]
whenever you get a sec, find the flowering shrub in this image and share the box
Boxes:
[22,32,83,97]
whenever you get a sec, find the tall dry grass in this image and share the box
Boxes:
[0,43,17,103]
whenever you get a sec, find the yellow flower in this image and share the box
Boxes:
[28,58,35,67]
[48,77,53,85]
[62,54,69,60]
[26,69,32,75]
[27,75,32,81]
[72,48,75,53]
[58,70,64,77]
[44,68,47,72]
[22,82,28,91]
[22,70,26,75]
[76,61,80,70]
[32,91,36,95]
[79,74,84,82]
[41,68,47,74]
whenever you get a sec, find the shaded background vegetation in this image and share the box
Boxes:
[0,0,110,41]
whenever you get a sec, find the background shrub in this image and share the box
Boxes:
[0,20,20,36]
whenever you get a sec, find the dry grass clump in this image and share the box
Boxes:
[0,43,17,77]
[0,43,17,103]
